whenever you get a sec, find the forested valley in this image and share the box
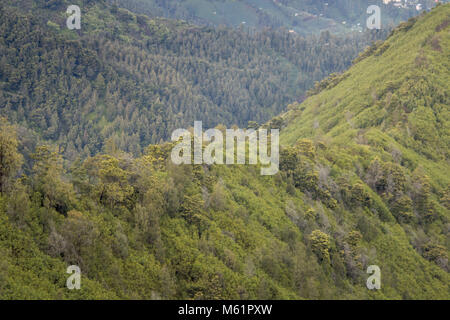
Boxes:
[0,0,448,300]
[1,0,387,160]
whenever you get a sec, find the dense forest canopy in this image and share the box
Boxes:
[0,0,387,159]
[0,0,448,301]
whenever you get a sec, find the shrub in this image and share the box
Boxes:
[310,230,331,264]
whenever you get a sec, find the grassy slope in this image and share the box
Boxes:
[278,4,450,297]
[281,4,449,188]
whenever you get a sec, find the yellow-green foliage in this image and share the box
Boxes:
[310,230,331,263]
[0,4,449,300]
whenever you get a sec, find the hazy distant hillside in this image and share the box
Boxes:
[112,0,445,34]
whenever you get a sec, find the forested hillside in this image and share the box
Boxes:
[0,0,386,160]
[112,0,444,34]
[0,3,448,299]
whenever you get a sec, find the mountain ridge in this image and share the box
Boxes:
[113,0,445,35]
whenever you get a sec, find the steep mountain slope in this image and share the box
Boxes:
[114,0,443,34]
[0,4,448,299]
[277,2,450,292]
[0,0,384,159]
[281,4,449,192]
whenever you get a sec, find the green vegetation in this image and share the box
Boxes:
[0,1,448,300]
[0,0,385,159]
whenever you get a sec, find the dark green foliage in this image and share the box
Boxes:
[0,2,383,159]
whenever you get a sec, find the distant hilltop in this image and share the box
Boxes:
[383,0,443,10]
